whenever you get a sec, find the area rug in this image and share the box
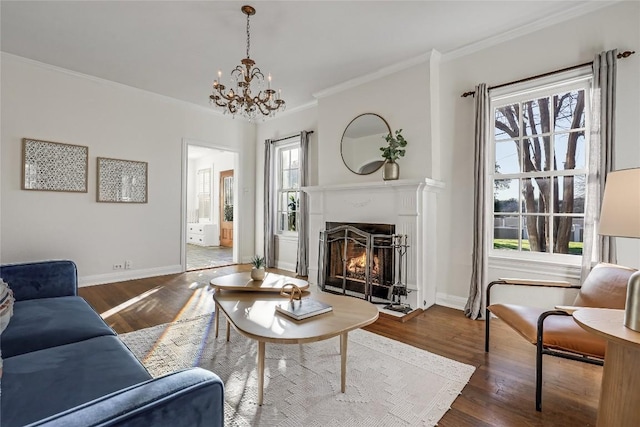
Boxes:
[119,314,475,426]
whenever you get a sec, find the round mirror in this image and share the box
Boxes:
[341,113,390,175]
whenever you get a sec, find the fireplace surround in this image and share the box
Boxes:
[302,178,444,310]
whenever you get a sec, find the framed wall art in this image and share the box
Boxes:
[97,157,148,203]
[22,138,89,193]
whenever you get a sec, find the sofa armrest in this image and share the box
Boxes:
[28,368,224,427]
[0,260,78,301]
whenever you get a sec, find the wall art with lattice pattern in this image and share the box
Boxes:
[22,138,89,192]
[97,157,148,203]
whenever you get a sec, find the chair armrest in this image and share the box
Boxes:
[28,368,224,427]
[554,305,583,315]
[0,260,78,301]
[498,278,578,288]
[486,279,580,315]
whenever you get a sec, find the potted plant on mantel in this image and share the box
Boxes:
[380,129,408,180]
[250,255,266,280]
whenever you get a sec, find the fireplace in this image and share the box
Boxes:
[302,179,444,311]
[319,222,395,302]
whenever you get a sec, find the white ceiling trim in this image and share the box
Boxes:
[441,0,622,62]
[312,50,435,100]
[0,51,225,117]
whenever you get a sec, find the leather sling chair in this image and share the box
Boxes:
[484,262,637,411]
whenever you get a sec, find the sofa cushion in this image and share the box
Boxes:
[0,260,78,301]
[1,335,152,427]
[1,296,115,358]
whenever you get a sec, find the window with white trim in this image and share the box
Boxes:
[197,168,211,221]
[275,139,300,234]
[490,76,591,262]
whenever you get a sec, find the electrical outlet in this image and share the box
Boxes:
[113,263,124,270]
[125,260,132,270]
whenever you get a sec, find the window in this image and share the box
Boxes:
[197,168,211,221]
[490,76,591,261]
[276,140,300,234]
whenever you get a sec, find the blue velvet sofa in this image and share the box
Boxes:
[0,260,224,427]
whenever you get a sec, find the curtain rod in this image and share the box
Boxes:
[270,130,314,144]
[461,50,635,98]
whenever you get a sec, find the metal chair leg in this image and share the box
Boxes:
[536,335,543,412]
[485,307,491,353]
[484,280,503,353]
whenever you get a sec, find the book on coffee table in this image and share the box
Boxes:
[275,298,333,321]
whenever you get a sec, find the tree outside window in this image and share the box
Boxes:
[491,79,589,257]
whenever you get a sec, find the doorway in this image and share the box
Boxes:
[184,143,238,271]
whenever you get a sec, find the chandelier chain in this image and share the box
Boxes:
[246,12,251,59]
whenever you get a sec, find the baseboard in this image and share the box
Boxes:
[275,261,296,272]
[79,265,183,287]
[435,293,467,311]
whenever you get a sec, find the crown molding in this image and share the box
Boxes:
[1,51,225,117]
[257,99,318,123]
[441,0,622,62]
[313,50,436,100]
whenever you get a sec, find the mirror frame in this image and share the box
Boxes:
[340,113,391,175]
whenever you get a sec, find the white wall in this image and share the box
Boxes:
[437,1,640,309]
[316,60,433,185]
[0,54,256,284]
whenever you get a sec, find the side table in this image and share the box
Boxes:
[573,308,640,427]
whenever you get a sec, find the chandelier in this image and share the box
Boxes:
[209,5,285,120]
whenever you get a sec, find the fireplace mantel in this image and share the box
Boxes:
[301,178,444,194]
[302,177,444,310]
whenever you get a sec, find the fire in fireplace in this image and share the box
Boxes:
[319,222,395,302]
[346,252,380,283]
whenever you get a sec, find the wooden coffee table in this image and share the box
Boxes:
[213,290,379,405]
[210,271,309,340]
[209,271,309,293]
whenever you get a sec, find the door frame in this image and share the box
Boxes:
[180,138,240,271]
[219,169,234,247]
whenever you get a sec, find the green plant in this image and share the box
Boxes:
[250,255,265,269]
[380,129,408,161]
[288,194,298,232]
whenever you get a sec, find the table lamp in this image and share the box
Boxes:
[599,167,640,331]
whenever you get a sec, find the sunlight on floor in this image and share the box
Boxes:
[172,286,215,323]
[100,286,162,319]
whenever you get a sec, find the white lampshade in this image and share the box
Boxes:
[599,168,640,238]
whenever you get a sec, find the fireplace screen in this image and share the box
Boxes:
[319,223,395,302]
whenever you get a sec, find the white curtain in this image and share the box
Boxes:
[465,83,490,320]
[581,49,618,281]
[296,131,311,276]
[263,139,276,268]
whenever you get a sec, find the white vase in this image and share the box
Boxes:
[251,268,266,281]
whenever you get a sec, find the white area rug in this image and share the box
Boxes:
[119,314,475,426]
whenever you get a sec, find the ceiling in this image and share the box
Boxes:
[1,1,603,113]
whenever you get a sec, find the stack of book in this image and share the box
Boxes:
[275,298,333,321]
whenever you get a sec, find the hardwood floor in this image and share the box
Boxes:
[80,266,600,426]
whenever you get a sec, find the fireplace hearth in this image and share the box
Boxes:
[319,222,396,303]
